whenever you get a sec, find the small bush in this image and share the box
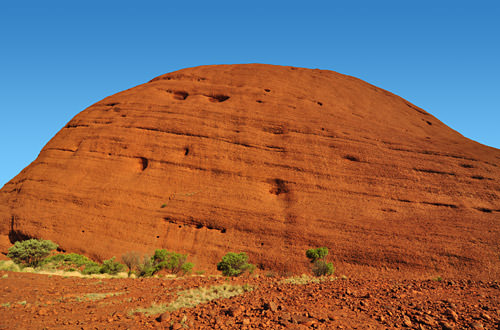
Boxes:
[7,239,58,267]
[122,251,142,277]
[217,252,255,277]
[306,247,334,277]
[312,260,335,276]
[41,253,99,272]
[100,257,125,275]
[305,247,329,263]
[81,263,102,275]
[180,262,194,274]
[151,249,193,276]
[136,254,155,277]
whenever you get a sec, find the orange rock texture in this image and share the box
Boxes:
[0,64,498,278]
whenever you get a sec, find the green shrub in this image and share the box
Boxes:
[217,252,255,277]
[7,239,58,267]
[180,262,194,275]
[312,260,335,276]
[305,247,329,263]
[124,250,194,277]
[41,253,98,270]
[100,257,125,275]
[306,247,334,277]
[136,254,155,277]
[81,263,101,275]
[151,249,193,276]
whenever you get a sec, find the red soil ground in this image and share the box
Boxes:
[1,270,499,329]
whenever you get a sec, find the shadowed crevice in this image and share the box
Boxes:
[139,157,149,171]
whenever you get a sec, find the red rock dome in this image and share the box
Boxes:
[1,64,498,279]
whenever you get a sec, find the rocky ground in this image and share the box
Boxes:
[1,270,499,329]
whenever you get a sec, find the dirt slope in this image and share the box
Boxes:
[0,64,498,278]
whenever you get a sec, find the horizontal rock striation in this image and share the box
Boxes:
[1,64,499,278]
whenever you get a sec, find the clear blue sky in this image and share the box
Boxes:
[1,1,499,187]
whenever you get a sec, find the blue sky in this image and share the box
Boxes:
[1,1,499,187]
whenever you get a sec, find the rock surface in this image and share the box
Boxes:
[0,64,499,278]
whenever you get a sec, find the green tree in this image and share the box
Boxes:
[7,239,58,267]
[217,252,255,277]
[306,247,334,277]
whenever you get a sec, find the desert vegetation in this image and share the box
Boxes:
[2,239,338,284]
[4,239,498,329]
[7,239,58,267]
[121,249,193,277]
[129,284,253,316]
[306,247,335,276]
[2,239,197,278]
[216,252,255,277]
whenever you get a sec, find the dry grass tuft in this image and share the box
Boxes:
[0,260,20,272]
[279,274,336,285]
[76,292,124,302]
[130,284,253,316]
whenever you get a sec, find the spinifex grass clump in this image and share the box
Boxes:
[129,284,253,316]
[0,260,20,272]
[280,274,336,285]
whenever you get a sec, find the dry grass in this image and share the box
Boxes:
[130,303,169,316]
[130,284,253,316]
[75,292,125,302]
[0,260,20,272]
[279,274,337,285]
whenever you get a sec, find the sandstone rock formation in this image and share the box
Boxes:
[0,64,498,278]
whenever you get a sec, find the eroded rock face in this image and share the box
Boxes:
[0,64,498,278]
